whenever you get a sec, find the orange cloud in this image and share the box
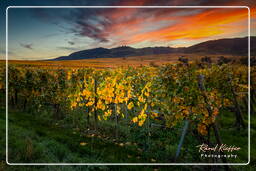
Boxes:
[123,8,251,45]
[70,6,254,48]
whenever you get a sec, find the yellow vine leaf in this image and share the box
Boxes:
[197,123,207,135]
[132,117,138,123]
[80,142,87,146]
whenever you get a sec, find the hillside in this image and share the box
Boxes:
[53,37,255,60]
[184,37,255,55]
[53,46,178,61]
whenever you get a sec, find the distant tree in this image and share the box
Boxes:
[240,57,247,65]
[194,59,203,68]
[252,57,256,66]
[240,56,256,66]
[201,56,212,64]
[178,56,188,65]
[217,56,232,65]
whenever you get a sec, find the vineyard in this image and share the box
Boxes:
[0,60,255,168]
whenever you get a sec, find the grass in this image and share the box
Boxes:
[5,108,150,164]
[0,106,200,170]
[0,104,255,170]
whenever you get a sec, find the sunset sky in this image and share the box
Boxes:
[0,0,255,60]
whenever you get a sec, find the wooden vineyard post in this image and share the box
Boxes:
[175,119,189,161]
[111,81,118,139]
[23,98,27,111]
[175,61,191,161]
[124,103,128,124]
[124,103,130,137]
[242,93,249,115]
[228,74,245,129]
[94,78,98,130]
[146,106,151,152]
[14,85,18,106]
[198,74,230,170]
[174,62,191,161]
[86,107,90,126]
[251,90,256,115]
[114,103,118,139]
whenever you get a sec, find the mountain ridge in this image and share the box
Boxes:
[52,37,255,61]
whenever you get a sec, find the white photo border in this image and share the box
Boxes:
[5,6,251,166]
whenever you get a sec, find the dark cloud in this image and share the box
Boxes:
[20,43,33,50]
[60,7,205,43]
[68,41,75,45]
[28,0,238,44]
[64,8,112,43]
[31,8,112,42]
[26,0,254,48]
